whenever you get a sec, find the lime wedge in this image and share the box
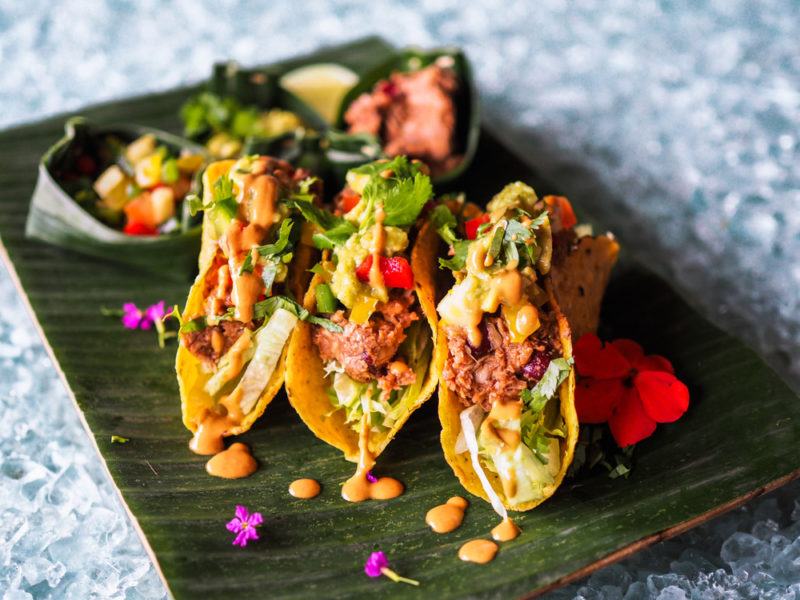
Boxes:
[280,63,359,125]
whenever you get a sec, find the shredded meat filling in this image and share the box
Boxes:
[313,291,419,392]
[182,320,247,367]
[344,64,461,176]
[443,313,559,410]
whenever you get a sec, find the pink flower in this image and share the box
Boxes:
[146,301,167,324]
[121,301,169,332]
[366,471,378,484]
[226,505,263,548]
[121,303,146,329]
[364,551,389,577]
[364,551,418,586]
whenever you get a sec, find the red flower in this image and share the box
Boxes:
[574,334,689,447]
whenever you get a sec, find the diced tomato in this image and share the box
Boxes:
[464,214,490,240]
[355,255,372,282]
[123,192,156,229]
[355,255,414,289]
[123,221,157,236]
[382,256,414,289]
[545,196,578,230]
[340,188,361,213]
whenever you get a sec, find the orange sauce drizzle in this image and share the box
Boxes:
[425,496,468,533]
[491,517,521,542]
[205,442,257,479]
[341,416,404,502]
[289,478,321,499]
[458,539,498,564]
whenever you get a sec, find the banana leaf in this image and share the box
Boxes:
[333,46,480,185]
[25,117,207,281]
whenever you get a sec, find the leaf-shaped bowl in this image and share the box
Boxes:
[182,61,328,155]
[332,46,480,185]
[25,117,207,280]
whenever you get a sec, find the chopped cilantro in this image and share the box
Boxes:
[253,296,342,333]
[179,316,207,333]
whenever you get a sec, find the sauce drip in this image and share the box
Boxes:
[224,220,264,323]
[289,478,321,499]
[341,417,404,502]
[189,410,235,455]
[491,517,521,542]
[205,442,257,479]
[482,400,522,498]
[458,539,498,564]
[369,204,387,298]
[425,496,468,533]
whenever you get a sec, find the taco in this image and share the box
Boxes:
[285,156,439,499]
[433,182,580,511]
[175,154,328,454]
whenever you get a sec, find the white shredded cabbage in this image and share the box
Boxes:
[459,406,508,520]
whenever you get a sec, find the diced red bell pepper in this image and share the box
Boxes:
[545,196,578,230]
[355,255,414,289]
[464,214,490,240]
[123,221,158,236]
[339,188,361,213]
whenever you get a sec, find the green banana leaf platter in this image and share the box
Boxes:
[0,37,797,599]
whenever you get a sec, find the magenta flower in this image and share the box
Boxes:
[366,470,378,483]
[364,551,419,586]
[226,505,263,547]
[121,302,147,329]
[146,300,167,323]
[121,301,166,330]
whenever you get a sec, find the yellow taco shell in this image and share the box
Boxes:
[285,220,440,462]
[437,280,578,511]
[175,160,315,437]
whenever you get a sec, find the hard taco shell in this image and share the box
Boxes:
[285,220,440,461]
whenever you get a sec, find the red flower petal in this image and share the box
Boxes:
[609,339,644,364]
[634,354,675,374]
[575,378,624,423]
[608,387,657,447]
[574,334,631,379]
[634,370,689,423]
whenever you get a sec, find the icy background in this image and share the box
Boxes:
[0,0,798,598]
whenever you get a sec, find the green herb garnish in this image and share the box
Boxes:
[253,296,342,333]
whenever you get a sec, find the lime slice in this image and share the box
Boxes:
[280,63,359,125]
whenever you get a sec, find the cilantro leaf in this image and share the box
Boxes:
[286,199,350,232]
[289,177,319,203]
[439,239,469,271]
[379,171,432,226]
[521,358,572,414]
[253,296,342,332]
[430,204,459,245]
[179,316,207,333]
[211,175,238,220]
[355,156,432,227]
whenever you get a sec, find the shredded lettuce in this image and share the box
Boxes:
[459,406,508,519]
[456,357,572,507]
[231,307,297,415]
[204,330,255,396]
[326,320,431,433]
